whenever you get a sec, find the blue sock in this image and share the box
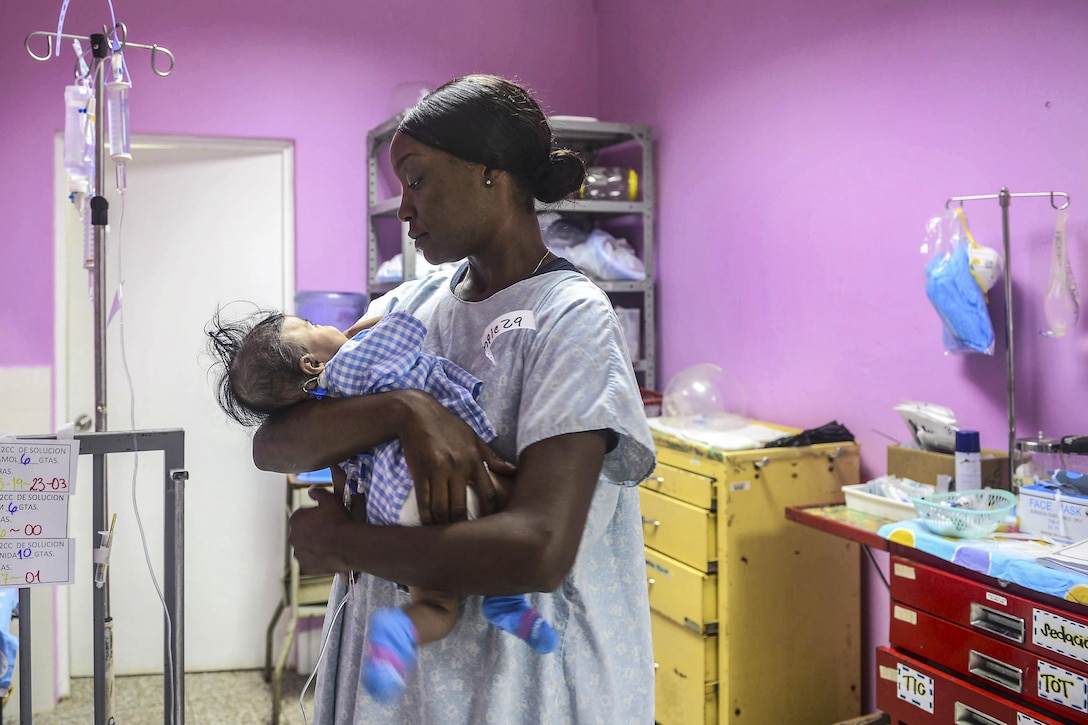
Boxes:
[362,608,418,704]
[480,595,558,654]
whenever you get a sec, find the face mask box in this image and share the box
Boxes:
[886,444,1010,491]
[1017,483,1088,541]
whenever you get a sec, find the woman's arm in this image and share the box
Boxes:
[253,389,514,515]
[252,393,406,473]
[288,429,609,594]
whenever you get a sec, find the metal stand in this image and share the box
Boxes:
[944,188,1071,484]
[16,430,187,725]
[23,24,178,725]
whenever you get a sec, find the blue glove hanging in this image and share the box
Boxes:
[925,239,995,354]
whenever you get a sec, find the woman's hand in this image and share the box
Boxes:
[396,390,516,524]
[288,486,363,575]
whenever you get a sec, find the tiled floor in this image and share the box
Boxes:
[3,669,315,725]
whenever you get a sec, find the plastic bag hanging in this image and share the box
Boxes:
[958,207,1003,298]
[1041,208,1079,338]
[922,209,996,355]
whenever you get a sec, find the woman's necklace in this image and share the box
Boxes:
[456,249,552,300]
[531,249,551,276]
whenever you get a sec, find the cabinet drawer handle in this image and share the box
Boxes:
[968,649,1022,693]
[753,456,770,469]
[953,702,1006,725]
[969,602,1025,643]
[641,517,661,527]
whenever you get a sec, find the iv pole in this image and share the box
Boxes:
[944,187,1071,487]
[24,25,176,725]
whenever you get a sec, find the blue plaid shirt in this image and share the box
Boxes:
[318,311,495,526]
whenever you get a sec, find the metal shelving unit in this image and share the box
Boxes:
[366,115,656,388]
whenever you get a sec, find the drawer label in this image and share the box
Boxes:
[892,563,915,580]
[985,591,1008,606]
[1034,609,1088,665]
[645,559,672,577]
[1017,715,1047,725]
[896,663,934,713]
[1036,659,1088,713]
[730,480,750,492]
[893,605,917,625]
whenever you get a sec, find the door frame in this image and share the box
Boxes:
[51,133,295,690]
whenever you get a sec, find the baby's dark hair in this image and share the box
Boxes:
[205,307,310,427]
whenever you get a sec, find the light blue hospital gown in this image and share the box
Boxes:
[318,310,494,526]
[311,263,656,724]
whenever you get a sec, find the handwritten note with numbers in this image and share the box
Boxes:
[0,494,70,539]
[0,440,79,587]
[0,538,75,587]
[0,440,79,496]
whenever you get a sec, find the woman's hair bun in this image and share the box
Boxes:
[532,149,586,204]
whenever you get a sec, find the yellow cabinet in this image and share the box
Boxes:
[652,610,718,725]
[646,426,862,725]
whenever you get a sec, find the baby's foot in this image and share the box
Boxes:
[362,608,417,704]
[481,596,558,654]
[515,609,559,654]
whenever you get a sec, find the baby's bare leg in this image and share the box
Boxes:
[405,587,459,644]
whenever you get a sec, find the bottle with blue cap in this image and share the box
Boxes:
[954,430,982,491]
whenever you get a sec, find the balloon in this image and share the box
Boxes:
[662,363,749,420]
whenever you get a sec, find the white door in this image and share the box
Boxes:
[55,135,295,675]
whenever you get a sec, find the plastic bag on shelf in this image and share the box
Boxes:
[563,228,645,281]
[542,219,589,249]
[374,254,458,283]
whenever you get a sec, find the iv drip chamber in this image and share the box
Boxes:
[107,55,132,190]
[107,55,131,158]
[106,79,131,162]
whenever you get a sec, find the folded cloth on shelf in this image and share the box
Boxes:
[878,518,1088,604]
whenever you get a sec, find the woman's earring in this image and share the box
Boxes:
[484,177,492,187]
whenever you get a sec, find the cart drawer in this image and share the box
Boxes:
[639,487,716,572]
[876,646,1069,725]
[652,610,718,725]
[645,547,717,634]
[643,460,716,511]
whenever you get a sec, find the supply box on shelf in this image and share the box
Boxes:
[1017,483,1088,542]
[886,444,1009,491]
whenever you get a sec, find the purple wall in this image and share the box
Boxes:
[0,0,597,368]
[597,0,1088,467]
[596,0,1088,712]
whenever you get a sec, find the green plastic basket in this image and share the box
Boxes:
[910,488,1017,538]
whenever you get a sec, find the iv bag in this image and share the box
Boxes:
[1041,209,1079,338]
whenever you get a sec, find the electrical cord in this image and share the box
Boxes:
[299,574,354,725]
[863,544,890,591]
[111,188,177,715]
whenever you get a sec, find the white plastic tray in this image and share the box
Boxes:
[842,483,917,521]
